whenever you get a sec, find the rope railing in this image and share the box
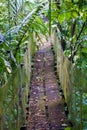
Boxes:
[52,29,87,130]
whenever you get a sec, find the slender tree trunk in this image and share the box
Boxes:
[14,0,18,25]
[8,0,11,43]
[49,0,51,37]
[70,20,76,62]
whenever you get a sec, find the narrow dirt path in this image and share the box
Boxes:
[26,39,67,130]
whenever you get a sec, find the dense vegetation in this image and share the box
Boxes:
[52,0,87,64]
[0,0,48,85]
[0,0,87,130]
[51,1,87,129]
[0,0,87,84]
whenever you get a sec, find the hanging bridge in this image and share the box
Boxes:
[23,36,68,130]
[0,31,87,130]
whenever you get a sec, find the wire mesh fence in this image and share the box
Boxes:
[52,29,87,130]
[0,33,36,130]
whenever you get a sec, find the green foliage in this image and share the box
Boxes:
[52,1,87,129]
[0,0,87,129]
[0,0,48,85]
[0,67,27,130]
[51,0,87,64]
[65,127,71,130]
[0,0,48,129]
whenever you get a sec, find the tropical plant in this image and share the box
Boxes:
[0,0,49,129]
[51,0,87,64]
[0,0,87,129]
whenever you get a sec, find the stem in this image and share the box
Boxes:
[71,20,76,37]
[70,42,73,62]
[70,20,76,62]
[14,29,27,57]
[80,89,83,130]
[8,0,11,44]
[71,21,86,61]
[76,21,86,42]
[14,0,18,26]
[49,0,51,36]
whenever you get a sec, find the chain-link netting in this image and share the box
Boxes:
[52,30,87,130]
[0,33,36,130]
